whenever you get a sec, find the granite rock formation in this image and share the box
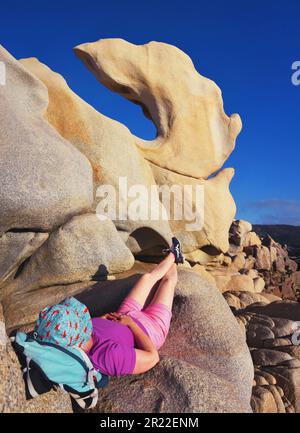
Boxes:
[1,39,298,413]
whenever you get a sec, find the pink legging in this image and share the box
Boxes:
[118,297,172,350]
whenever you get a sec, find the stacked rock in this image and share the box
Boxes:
[231,301,300,413]
[200,220,299,301]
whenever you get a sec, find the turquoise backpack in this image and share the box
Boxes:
[11,331,108,410]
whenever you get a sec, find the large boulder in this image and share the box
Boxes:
[150,163,236,254]
[254,246,272,271]
[20,56,173,255]
[230,252,246,271]
[223,291,275,311]
[0,231,48,289]
[71,38,241,256]
[243,231,262,247]
[0,45,93,235]
[206,267,264,295]
[229,220,252,247]
[90,357,249,413]
[74,38,242,180]
[1,214,134,303]
[4,280,97,333]
[245,300,300,322]
[20,44,240,258]
[251,385,283,413]
[225,274,255,293]
[253,277,266,293]
[160,269,254,411]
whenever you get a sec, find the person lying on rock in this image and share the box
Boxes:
[33,237,184,377]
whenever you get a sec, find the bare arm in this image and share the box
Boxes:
[127,319,160,374]
[106,313,159,374]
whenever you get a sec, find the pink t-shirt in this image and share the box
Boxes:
[87,317,148,377]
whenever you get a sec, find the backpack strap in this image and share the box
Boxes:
[68,389,99,410]
[59,347,100,410]
[25,357,39,398]
[71,346,108,388]
[72,346,93,369]
[72,346,98,389]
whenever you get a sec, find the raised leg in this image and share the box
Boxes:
[148,252,175,281]
[147,263,178,311]
[123,253,175,307]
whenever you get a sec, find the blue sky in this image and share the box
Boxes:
[1,0,300,225]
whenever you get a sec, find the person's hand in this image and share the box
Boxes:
[105,312,134,327]
[100,313,110,319]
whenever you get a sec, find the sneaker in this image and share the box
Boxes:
[162,237,184,264]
